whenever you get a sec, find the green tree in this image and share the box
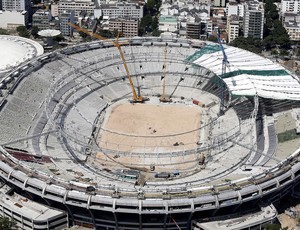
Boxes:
[152,17,159,31]
[0,28,8,35]
[31,26,39,38]
[97,29,119,39]
[263,0,290,50]
[139,15,153,34]
[152,29,161,37]
[16,25,30,38]
[53,34,65,42]
[280,49,289,56]
[230,36,262,53]
[207,35,218,43]
[79,30,89,38]
[265,223,281,230]
[271,49,278,55]
[0,216,16,230]
[147,0,155,11]
[32,0,41,4]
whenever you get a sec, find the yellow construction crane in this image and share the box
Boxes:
[68,23,148,103]
[160,46,172,103]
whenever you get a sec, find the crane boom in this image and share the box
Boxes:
[68,23,147,103]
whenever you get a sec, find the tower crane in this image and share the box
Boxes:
[160,46,172,102]
[68,23,148,103]
[217,30,229,115]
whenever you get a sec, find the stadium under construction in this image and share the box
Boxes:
[0,35,300,229]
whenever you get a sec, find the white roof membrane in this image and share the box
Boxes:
[192,45,300,100]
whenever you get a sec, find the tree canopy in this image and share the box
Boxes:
[0,28,8,35]
[16,26,30,38]
[31,26,39,39]
[230,36,262,54]
[139,0,161,36]
[263,0,290,49]
[0,216,16,230]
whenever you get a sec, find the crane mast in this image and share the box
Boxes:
[68,23,148,103]
[160,46,172,103]
[217,30,228,115]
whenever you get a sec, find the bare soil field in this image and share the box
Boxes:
[97,103,201,153]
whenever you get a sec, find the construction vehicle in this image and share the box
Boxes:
[68,23,148,103]
[160,46,172,102]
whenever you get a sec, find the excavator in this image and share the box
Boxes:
[68,23,148,103]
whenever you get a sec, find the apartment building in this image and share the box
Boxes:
[227,15,240,43]
[159,15,178,33]
[0,10,27,29]
[243,1,264,39]
[109,19,138,37]
[60,11,75,36]
[98,3,143,19]
[2,0,30,11]
[226,2,244,17]
[1,0,31,27]
[283,12,300,40]
[32,9,51,30]
[58,0,95,17]
[282,0,300,13]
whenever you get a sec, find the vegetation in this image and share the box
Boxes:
[79,30,91,41]
[230,0,290,53]
[139,0,161,36]
[207,35,218,43]
[97,29,120,39]
[53,34,65,42]
[230,36,262,54]
[265,224,282,230]
[264,0,290,49]
[278,129,300,143]
[31,26,39,39]
[0,28,9,35]
[32,0,42,4]
[16,26,30,38]
[0,216,16,230]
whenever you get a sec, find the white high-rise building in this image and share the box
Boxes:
[2,0,31,11]
[213,0,225,7]
[243,1,264,39]
[98,3,143,20]
[282,0,300,13]
[58,0,95,17]
[1,0,31,28]
[226,2,244,17]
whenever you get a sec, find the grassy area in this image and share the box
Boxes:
[278,129,300,143]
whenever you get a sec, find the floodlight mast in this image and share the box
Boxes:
[68,23,148,103]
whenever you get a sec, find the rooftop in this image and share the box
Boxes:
[159,15,178,23]
[0,184,65,220]
[0,35,43,74]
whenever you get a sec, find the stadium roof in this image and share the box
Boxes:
[189,44,300,100]
[0,35,44,74]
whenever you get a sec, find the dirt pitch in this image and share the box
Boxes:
[97,102,201,153]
